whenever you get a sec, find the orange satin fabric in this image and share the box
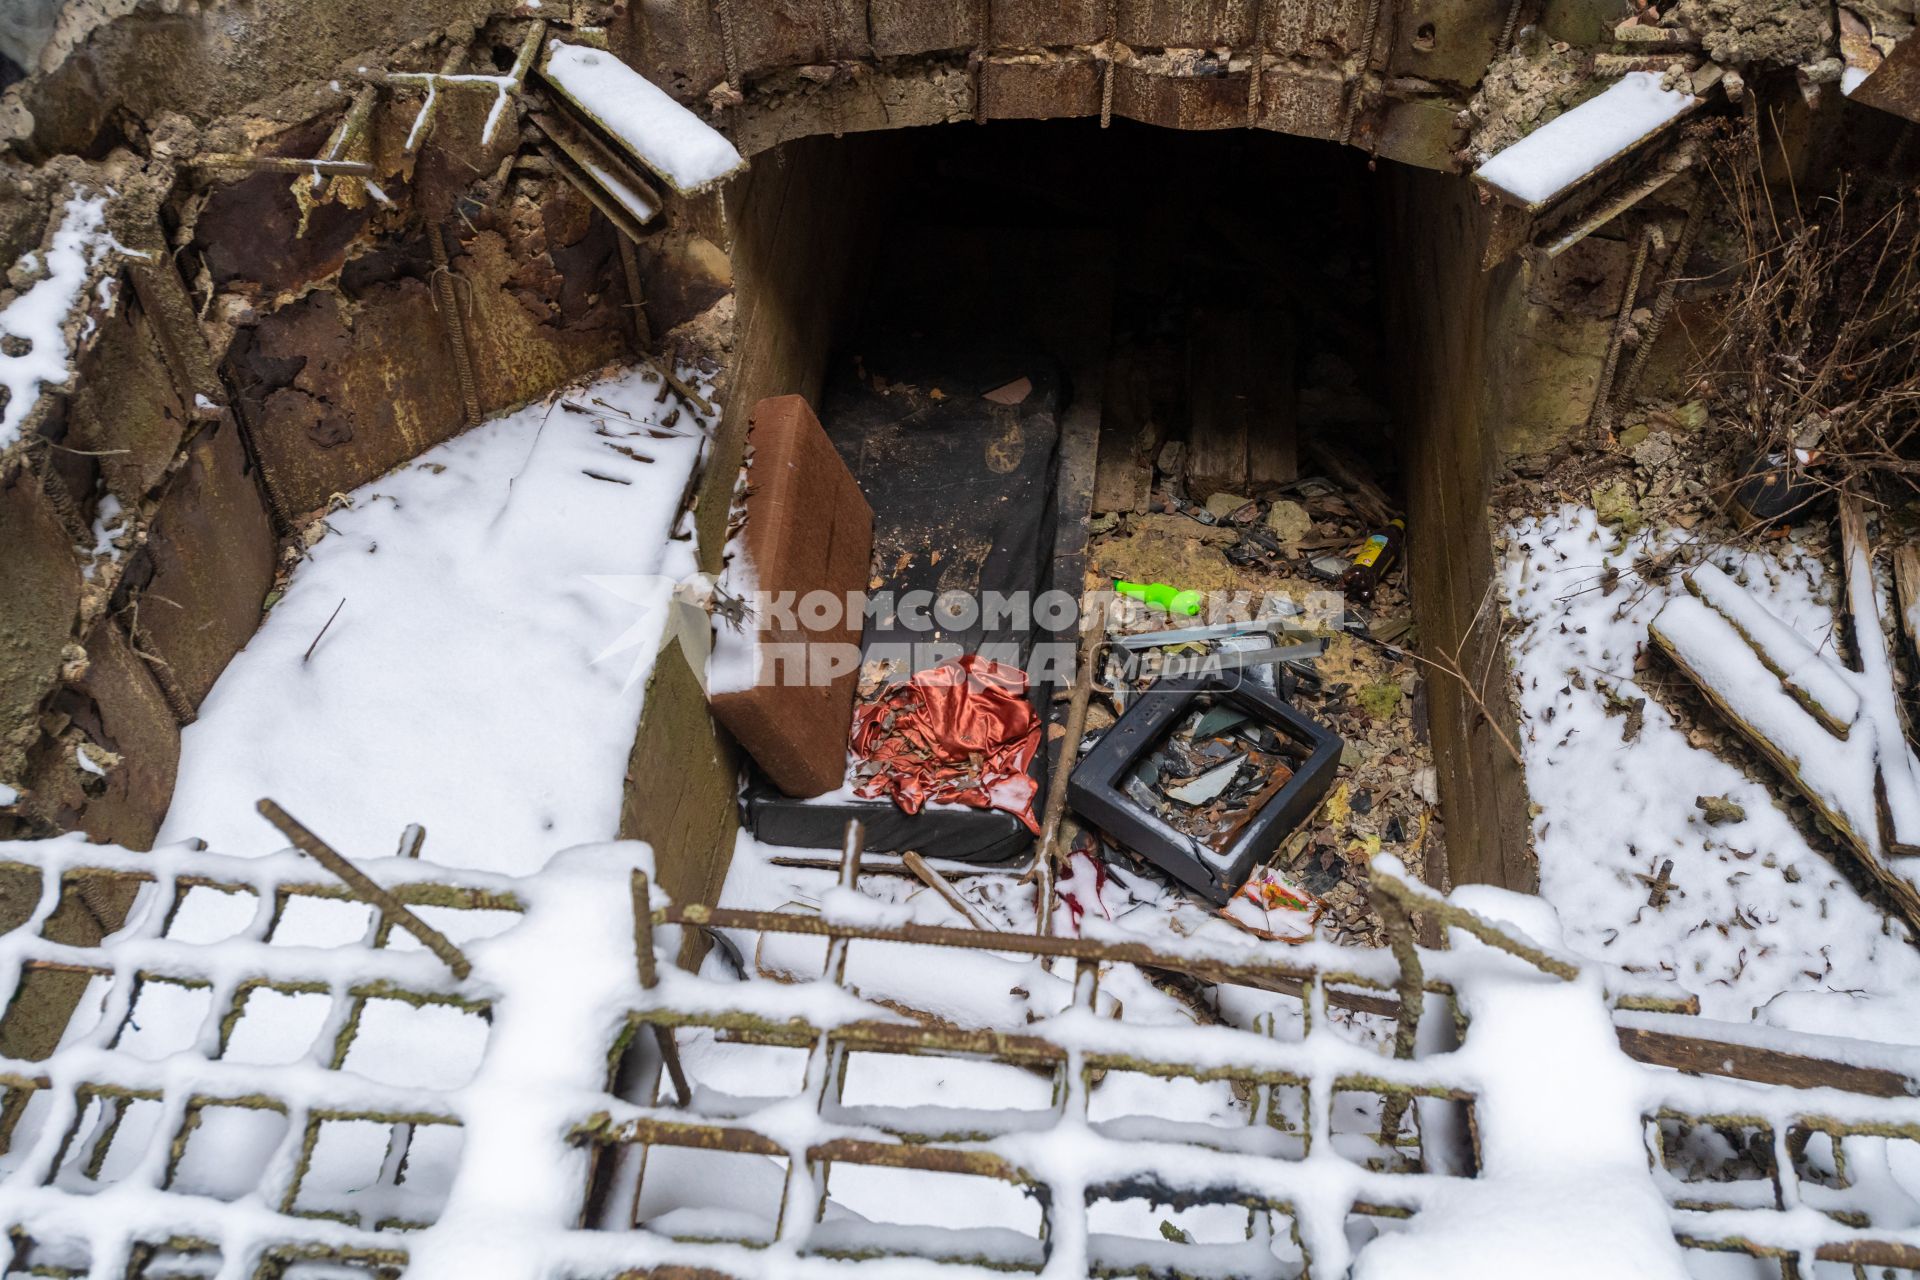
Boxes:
[850,656,1042,833]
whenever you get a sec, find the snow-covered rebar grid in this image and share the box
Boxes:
[5,820,1920,1278]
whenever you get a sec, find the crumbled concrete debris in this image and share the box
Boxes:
[1466,36,1596,162]
[1266,499,1312,544]
[1593,478,1643,534]
[1670,0,1834,68]
[1204,491,1250,519]
[1630,430,1678,470]
[1696,794,1748,825]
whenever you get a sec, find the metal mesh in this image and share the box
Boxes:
[0,826,1917,1277]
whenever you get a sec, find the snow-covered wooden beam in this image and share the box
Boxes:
[528,106,663,242]
[1475,72,1700,212]
[1650,510,1920,929]
[537,40,746,197]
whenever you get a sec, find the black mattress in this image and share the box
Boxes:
[741,347,1064,862]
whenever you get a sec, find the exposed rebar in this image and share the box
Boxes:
[258,799,472,979]
[192,155,375,176]
[1340,0,1385,144]
[1612,181,1710,414]
[429,226,482,426]
[1588,226,1656,436]
[615,234,652,350]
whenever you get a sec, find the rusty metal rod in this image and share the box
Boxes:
[313,84,381,192]
[1034,593,1106,937]
[190,155,375,176]
[669,902,1400,1015]
[1611,179,1709,413]
[630,868,690,1106]
[402,45,468,154]
[256,800,472,979]
[1587,227,1655,435]
[643,356,715,419]
[1369,870,1580,982]
[901,852,999,932]
[615,233,652,350]
[429,226,482,426]
[632,869,658,990]
[768,854,1007,878]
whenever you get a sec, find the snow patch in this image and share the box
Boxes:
[541,42,745,194]
[157,364,713,874]
[0,193,116,451]
[80,491,124,581]
[1476,72,1696,206]
[1501,506,1920,1033]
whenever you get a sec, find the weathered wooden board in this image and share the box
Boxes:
[1185,305,1297,500]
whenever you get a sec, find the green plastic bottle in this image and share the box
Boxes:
[1114,579,1203,616]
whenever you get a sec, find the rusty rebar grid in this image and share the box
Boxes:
[259,799,473,978]
[3,827,1920,1276]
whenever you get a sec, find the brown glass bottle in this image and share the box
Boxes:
[1339,519,1405,604]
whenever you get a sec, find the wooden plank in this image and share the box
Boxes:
[1892,543,1920,681]
[1185,306,1297,501]
[1185,308,1249,500]
[1090,350,1155,514]
[1246,309,1298,490]
[1615,1025,1918,1098]
[1650,604,1920,933]
[1841,495,1920,853]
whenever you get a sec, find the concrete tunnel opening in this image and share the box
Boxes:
[633,117,1536,916]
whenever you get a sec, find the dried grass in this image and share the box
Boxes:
[1698,126,1920,498]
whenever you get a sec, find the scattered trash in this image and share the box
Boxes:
[1339,518,1405,604]
[1110,614,1302,651]
[1069,675,1342,905]
[1308,554,1350,581]
[1056,846,1119,931]
[1083,442,1431,940]
[850,655,1042,833]
[983,376,1033,405]
[1114,578,1203,615]
[1165,756,1246,805]
[1221,866,1321,942]
[1728,448,1826,532]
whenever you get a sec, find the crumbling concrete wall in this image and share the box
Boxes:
[1378,155,1720,892]
[0,155,255,851]
[0,23,639,854]
[1,0,512,157]
[1,0,1892,915]
[604,0,1490,171]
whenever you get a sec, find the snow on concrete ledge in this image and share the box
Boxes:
[540,41,745,196]
[1475,72,1697,209]
[0,190,125,453]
